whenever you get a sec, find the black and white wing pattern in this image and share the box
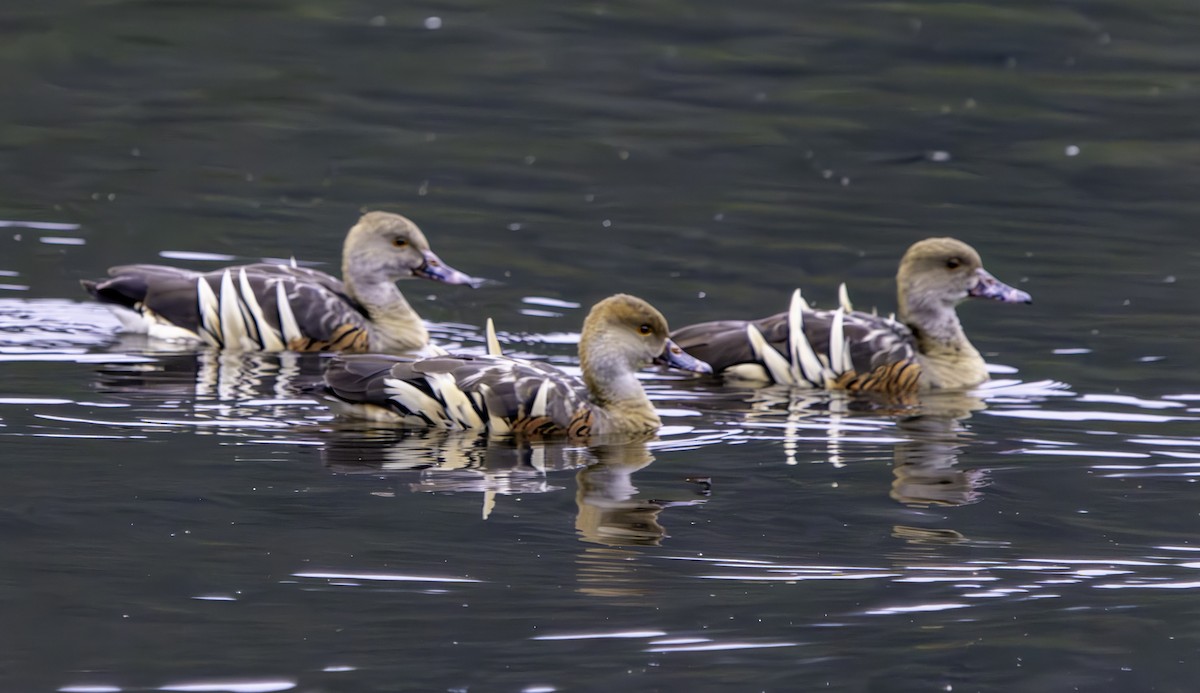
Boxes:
[82,263,375,352]
[670,289,923,395]
[324,353,596,437]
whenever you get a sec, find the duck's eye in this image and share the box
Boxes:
[945,257,961,270]
[638,324,652,336]
[392,237,408,248]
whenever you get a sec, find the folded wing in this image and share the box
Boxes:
[325,353,593,436]
[83,263,373,351]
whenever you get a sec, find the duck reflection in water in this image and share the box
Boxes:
[574,437,710,548]
[321,427,581,517]
[91,348,327,424]
[891,383,1069,506]
[89,323,483,420]
[320,430,709,540]
[569,439,712,602]
[890,409,983,507]
[735,387,993,507]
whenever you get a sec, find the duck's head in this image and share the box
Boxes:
[897,237,1031,314]
[343,211,480,287]
[581,294,712,374]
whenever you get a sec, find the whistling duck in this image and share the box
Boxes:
[81,211,479,354]
[324,294,711,437]
[670,238,1031,394]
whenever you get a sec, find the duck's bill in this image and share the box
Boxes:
[968,268,1032,304]
[413,251,483,287]
[655,338,713,374]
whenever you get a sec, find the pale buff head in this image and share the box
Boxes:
[342,211,477,288]
[897,237,984,310]
[580,294,673,371]
[896,237,1030,319]
[578,294,709,399]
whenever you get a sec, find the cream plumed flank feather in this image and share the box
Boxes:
[81,212,480,354]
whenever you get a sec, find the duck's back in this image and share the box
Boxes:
[83,263,373,351]
[325,353,594,436]
[671,305,922,394]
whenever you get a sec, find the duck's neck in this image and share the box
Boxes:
[579,335,661,436]
[345,277,429,353]
[898,289,987,390]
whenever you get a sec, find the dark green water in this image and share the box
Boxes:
[3,1,1200,691]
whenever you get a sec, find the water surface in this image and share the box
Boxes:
[3,1,1200,691]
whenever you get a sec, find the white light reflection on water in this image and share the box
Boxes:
[522,296,582,309]
[1129,438,1200,447]
[986,409,1194,423]
[293,571,482,583]
[35,413,289,429]
[645,641,799,653]
[703,573,902,582]
[657,554,1200,619]
[973,378,1073,399]
[0,397,74,405]
[532,630,667,641]
[864,603,970,615]
[525,628,799,654]
[31,433,140,440]
[1079,394,1186,410]
[1095,581,1200,590]
[522,331,580,345]
[0,220,80,230]
[158,682,295,693]
[0,353,154,364]
[1030,450,1150,459]
[158,250,239,262]
[239,398,320,407]
[0,298,129,360]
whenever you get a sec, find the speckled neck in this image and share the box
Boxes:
[347,279,428,353]
[899,286,986,390]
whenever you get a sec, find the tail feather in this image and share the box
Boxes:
[80,276,146,310]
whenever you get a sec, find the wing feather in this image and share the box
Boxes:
[239,268,284,350]
[326,353,590,436]
[195,275,222,346]
[670,293,922,394]
[83,262,375,352]
[485,318,502,356]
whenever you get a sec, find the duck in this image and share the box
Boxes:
[324,293,712,437]
[669,237,1031,394]
[81,211,479,354]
